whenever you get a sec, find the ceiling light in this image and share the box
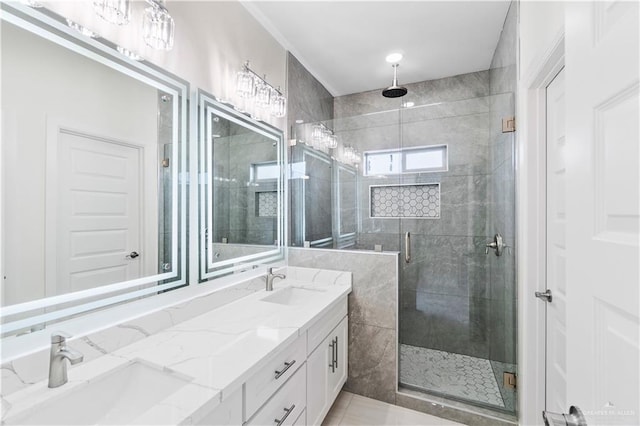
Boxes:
[385,53,403,63]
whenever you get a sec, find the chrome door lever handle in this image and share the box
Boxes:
[535,289,552,302]
[126,251,140,259]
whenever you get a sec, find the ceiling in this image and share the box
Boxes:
[242,1,511,97]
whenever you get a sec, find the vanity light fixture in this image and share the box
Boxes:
[143,0,175,50]
[93,0,130,26]
[310,123,338,150]
[235,61,287,118]
[92,0,175,51]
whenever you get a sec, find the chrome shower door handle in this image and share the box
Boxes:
[405,232,411,263]
[485,234,505,256]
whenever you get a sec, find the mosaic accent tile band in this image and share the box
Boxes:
[399,344,505,408]
[257,191,277,217]
[370,184,440,218]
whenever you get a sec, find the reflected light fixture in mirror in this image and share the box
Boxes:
[93,0,130,25]
[235,61,287,118]
[143,0,175,50]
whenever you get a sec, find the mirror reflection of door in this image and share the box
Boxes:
[53,129,144,295]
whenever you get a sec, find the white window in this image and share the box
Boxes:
[251,162,279,181]
[364,145,447,176]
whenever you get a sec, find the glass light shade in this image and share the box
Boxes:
[312,124,324,142]
[255,82,272,107]
[143,5,175,50]
[236,69,255,99]
[327,133,338,149]
[271,93,286,118]
[94,0,130,25]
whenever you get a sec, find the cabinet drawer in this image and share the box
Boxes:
[245,334,306,419]
[307,298,348,354]
[246,365,306,426]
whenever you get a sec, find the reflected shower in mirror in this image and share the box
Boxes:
[198,91,285,280]
[0,3,188,336]
[290,139,358,249]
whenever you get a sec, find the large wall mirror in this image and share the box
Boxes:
[0,3,188,337]
[198,91,285,280]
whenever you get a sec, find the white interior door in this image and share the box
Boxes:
[545,67,567,415]
[55,129,143,294]
[564,1,639,424]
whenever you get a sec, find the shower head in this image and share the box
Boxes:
[382,63,408,98]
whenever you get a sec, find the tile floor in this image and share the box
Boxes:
[322,391,464,426]
[399,344,505,408]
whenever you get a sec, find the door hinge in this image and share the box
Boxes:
[504,372,517,390]
[502,116,516,133]
[162,158,170,168]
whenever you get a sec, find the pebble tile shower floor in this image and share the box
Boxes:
[399,344,515,411]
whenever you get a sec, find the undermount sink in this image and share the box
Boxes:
[260,286,326,306]
[4,361,191,425]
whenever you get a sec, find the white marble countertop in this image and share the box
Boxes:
[2,271,351,425]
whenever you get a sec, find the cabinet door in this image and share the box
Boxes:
[306,337,330,426]
[327,316,348,399]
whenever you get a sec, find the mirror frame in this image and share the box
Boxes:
[334,162,358,249]
[0,2,189,336]
[197,90,286,280]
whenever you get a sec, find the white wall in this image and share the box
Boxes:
[1,23,158,305]
[519,1,565,81]
[43,0,287,129]
[517,2,566,425]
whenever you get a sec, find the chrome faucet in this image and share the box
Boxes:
[266,267,286,291]
[48,332,83,388]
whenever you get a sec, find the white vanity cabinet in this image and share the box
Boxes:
[245,364,306,426]
[306,301,349,426]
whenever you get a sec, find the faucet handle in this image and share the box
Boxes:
[51,331,71,344]
[267,267,274,274]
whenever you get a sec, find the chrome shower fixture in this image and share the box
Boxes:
[382,63,408,98]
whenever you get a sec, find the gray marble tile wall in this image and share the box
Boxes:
[288,247,399,404]
[286,53,334,139]
[286,53,335,246]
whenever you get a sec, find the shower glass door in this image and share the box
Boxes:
[397,94,516,414]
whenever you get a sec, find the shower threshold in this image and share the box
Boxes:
[399,344,516,414]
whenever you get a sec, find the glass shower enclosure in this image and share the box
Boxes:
[295,93,517,414]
